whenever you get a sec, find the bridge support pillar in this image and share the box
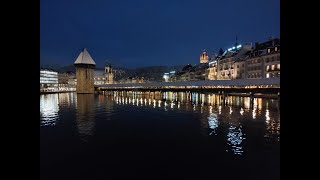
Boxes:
[221,91,227,106]
[250,92,254,109]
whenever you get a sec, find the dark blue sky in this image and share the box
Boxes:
[40,0,279,68]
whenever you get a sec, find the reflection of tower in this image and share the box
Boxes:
[200,49,209,64]
[76,94,95,142]
[74,48,96,94]
[105,64,114,84]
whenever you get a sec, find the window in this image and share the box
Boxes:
[266,73,270,78]
[268,49,270,53]
[277,64,280,70]
[271,65,275,70]
[272,57,275,62]
[275,47,278,51]
[237,65,239,68]
[266,58,269,63]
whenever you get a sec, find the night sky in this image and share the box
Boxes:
[40,0,280,68]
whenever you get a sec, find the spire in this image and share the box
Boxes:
[74,48,96,65]
[235,35,239,47]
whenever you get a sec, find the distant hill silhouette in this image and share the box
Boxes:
[41,64,184,82]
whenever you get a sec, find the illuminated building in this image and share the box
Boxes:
[217,44,253,80]
[67,72,77,89]
[74,48,96,94]
[94,70,105,85]
[58,72,75,91]
[163,73,170,82]
[245,38,280,79]
[163,71,176,82]
[208,60,218,80]
[40,69,58,92]
[105,64,114,84]
[200,49,209,64]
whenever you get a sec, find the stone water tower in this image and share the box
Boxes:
[74,48,96,94]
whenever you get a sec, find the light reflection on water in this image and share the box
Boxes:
[226,125,245,155]
[40,94,59,126]
[104,91,279,156]
[40,91,280,156]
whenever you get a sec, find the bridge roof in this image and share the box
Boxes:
[74,48,96,65]
[96,78,280,88]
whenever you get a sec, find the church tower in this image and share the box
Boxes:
[105,64,114,84]
[74,48,96,94]
[200,49,209,64]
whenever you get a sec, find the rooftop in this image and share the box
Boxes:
[74,48,96,65]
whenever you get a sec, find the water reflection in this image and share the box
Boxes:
[76,94,95,142]
[40,94,59,126]
[265,107,280,142]
[226,125,245,155]
[208,108,218,136]
[98,91,280,149]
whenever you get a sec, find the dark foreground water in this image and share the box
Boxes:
[40,92,280,180]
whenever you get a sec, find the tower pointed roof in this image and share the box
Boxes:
[74,48,96,65]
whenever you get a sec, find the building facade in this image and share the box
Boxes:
[217,44,252,80]
[245,38,280,79]
[40,69,58,92]
[200,50,209,64]
[105,64,114,84]
[208,60,218,80]
[94,70,105,85]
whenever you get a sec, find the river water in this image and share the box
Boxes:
[40,91,280,179]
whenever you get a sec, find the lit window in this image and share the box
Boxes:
[266,73,270,78]
[271,65,275,70]
[277,64,280,70]
[266,65,270,71]
[275,47,278,51]
[268,49,270,53]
